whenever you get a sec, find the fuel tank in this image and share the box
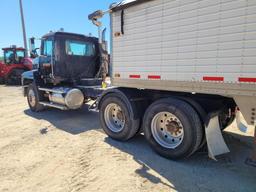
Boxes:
[48,88,84,110]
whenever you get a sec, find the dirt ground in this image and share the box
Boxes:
[0,85,255,192]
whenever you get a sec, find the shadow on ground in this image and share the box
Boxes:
[105,134,256,191]
[24,105,101,135]
[24,105,256,191]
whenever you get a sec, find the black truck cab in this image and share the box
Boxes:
[22,31,108,111]
[36,32,101,85]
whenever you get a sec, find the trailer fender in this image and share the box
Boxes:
[204,111,230,160]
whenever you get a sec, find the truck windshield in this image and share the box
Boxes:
[65,40,95,56]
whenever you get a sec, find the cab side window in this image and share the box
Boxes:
[43,40,53,56]
[65,40,95,56]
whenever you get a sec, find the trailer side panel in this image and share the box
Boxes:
[111,0,256,125]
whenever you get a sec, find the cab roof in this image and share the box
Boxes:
[42,31,98,41]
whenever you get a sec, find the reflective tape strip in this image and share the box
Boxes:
[129,75,140,79]
[238,77,256,83]
[148,75,161,80]
[203,76,224,81]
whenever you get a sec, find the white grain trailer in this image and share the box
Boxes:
[89,0,256,160]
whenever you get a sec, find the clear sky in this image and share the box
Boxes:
[0,0,114,56]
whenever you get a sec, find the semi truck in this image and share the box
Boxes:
[23,0,256,161]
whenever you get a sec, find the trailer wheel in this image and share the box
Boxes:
[143,98,203,159]
[99,93,140,141]
[27,84,44,112]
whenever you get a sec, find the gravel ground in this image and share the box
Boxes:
[0,85,255,192]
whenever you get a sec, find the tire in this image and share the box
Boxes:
[6,69,25,85]
[180,98,207,150]
[99,93,140,141]
[27,83,44,112]
[143,98,203,159]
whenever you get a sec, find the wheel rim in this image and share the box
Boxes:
[104,103,125,133]
[151,112,184,149]
[28,89,36,107]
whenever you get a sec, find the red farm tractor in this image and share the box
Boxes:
[0,46,32,85]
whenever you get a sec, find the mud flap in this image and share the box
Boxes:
[205,113,230,160]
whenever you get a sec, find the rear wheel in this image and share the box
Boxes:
[143,98,203,159]
[99,93,140,141]
[27,84,44,112]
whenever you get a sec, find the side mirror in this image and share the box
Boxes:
[88,10,104,27]
[30,48,39,59]
[29,37,36,57]
[29,37,40,58]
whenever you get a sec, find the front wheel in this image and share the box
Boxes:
[99,93,140,141]
[143,98,203,159]
[27,84,44,112]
